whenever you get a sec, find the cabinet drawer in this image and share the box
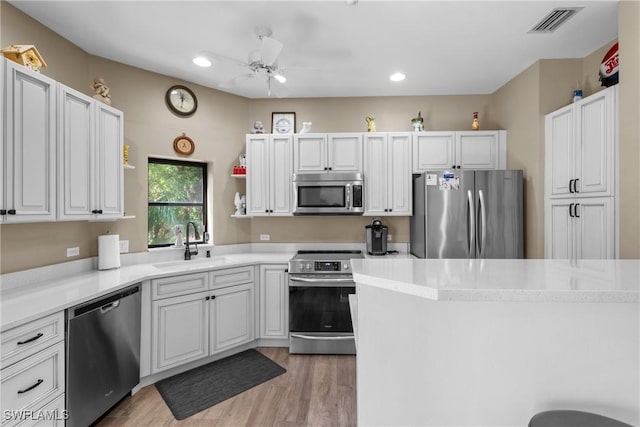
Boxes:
[1,341,65,426]
[1,312,64,368]
[210,266,254,289]
[15,393,66,426]
[151,272,209,300]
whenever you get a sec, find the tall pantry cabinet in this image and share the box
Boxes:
[544,86,618,259]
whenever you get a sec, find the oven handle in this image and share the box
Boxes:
[290,333,354,341]
[289,276,355,285]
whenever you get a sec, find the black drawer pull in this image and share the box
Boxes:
[8,209,16,215]
[17,379,43,394]
[17,333,44,345]
[0,209,6,215]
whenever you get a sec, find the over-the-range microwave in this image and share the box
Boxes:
[292,172,364,215]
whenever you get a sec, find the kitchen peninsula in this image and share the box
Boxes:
[351,258,640,426]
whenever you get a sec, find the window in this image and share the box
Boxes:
[148,158,207,247]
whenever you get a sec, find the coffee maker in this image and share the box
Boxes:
[365,217,388,255]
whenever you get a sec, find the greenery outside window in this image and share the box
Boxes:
[148,158,207,247]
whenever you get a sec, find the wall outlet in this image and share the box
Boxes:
[260,234,271,241]
[119,240,129,253]
[387,234,393,241]
[66,247,80,257]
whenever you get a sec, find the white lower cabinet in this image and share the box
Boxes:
[259,265,289,339]
[150,267,256,374]
[210,283,254,354]
[545,197,613,259]
[152,291,210,373]
[0,313,65,427]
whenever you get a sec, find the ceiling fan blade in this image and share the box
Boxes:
[219,73,254,88]
[260,36,283,66]
[208,52,248,68]
[270,76,289,98]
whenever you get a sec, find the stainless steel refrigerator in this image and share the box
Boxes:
[410,170,524,259]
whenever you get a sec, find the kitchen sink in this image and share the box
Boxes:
[152,257,234,270]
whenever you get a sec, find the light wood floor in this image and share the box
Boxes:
[97,347,356,427]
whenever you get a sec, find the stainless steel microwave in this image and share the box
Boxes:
[292,173,364,215]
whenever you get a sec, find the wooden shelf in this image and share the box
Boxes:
[231,174,246,178]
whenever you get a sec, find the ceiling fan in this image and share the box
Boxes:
[215,27,288,97]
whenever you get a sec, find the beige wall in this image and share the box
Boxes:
[618,0,640,259]
[1,2,638,273]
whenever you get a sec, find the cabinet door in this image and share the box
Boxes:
[328,133,362,172]
[575,88,614,196]
[412,132,455,172]
[363,133,387,215]
[270,135,293,215]
[210,283,254,354]
[545,199,574,259]
[152,292,209,373]
[456,131,499,170]
[387,133,412,215]
[259,265,288,339]
[545,105,575,197]
[58,85,95,220]
[4,61,56,223]
[95,103,124,217]
[575,197,613,259]
[246,135,270,216]
[294,134,327,173]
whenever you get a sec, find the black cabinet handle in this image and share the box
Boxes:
[211,295,216,300]
[574,203,580,218]
[574,179,579,193]
[0,209,6,215]
[17,379,43,394]
[7,209,16,215]
[17,333,43,345]
[569,203,575,218]
[205,296,210,300]
[284,269,288,273]
[569,179,575,193]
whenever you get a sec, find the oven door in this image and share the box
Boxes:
[288,275,356,354]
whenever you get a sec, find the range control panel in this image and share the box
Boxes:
[315,261,342,272]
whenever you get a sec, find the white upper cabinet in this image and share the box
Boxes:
[413,131,506,172]
[2,60,57,223]
[246,134,292,216]
[58,85,123,220]
[294,133,362,173]
[364,132,412,216]
[545,86,616,198]
[95,102,124,217]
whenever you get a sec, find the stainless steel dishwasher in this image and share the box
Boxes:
[66,283,141,427]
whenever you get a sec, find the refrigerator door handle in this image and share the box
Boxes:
[467,190,476,257]
[478,189,487,258]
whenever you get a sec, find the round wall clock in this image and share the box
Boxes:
[173,134,195,155]
[166,85,197,116]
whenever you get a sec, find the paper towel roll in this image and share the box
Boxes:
[98,234,120,270]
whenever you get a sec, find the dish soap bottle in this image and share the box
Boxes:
[471,112,480,131]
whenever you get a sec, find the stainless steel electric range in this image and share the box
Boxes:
[288,250,364,355]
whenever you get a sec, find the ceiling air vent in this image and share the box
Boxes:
[529,7,583,33]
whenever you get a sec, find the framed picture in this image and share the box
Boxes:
[272,112,296,134]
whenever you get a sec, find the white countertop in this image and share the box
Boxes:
[1,252,293,331]
[351,258,640,302]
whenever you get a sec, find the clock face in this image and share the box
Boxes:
[166,85,197,116]
[274,118,292,133]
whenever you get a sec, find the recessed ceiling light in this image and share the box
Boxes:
[193,56,212,67]
[274,74,286,84]
[390,72,406,82]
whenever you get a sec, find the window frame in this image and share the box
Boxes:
[147,157,208,248]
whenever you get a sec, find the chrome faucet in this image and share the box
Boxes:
[184,221,200,260]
